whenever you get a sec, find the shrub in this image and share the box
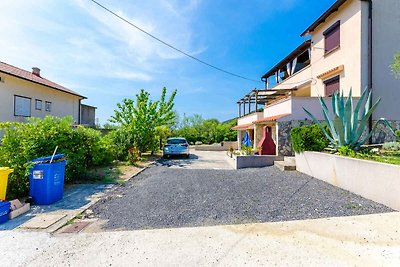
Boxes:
[290,124,329,153]
[382,142,400,151]
[127,147,141,164]
[303,88,394,151]
[396,130,400,142]
[338,146,356,157]
[0,116,116,199]
[108,127,134,160]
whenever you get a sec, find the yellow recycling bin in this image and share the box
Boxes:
[0,167,13,200]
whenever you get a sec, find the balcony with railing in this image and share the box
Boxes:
[261,40,312,92]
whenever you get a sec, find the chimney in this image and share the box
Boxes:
[32,67,41,77]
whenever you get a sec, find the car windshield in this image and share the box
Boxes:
[167,139,187,145]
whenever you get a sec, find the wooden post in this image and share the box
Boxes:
[243,99,246,116]
[248,96,251,114]
[238,102,241,117]
[255,91,258,112]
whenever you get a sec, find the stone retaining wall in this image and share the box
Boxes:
[276,120,399,157]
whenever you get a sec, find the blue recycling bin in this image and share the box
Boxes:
[29,154,67,205]
[0,201,10,224]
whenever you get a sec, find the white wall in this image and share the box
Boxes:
[263,98,292,118]
[237,112,263,125]
[273,66,312,91]
[371,0,400,120]
[0,73,81,123]
[310,0,364,98]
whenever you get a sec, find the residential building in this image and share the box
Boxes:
[80,104,97,127]
[233,0,400,156]
[0,61,86,124]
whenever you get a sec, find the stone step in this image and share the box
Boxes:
[283,156,296,165]
[274,161,296,171]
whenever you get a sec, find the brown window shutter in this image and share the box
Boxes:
[324,76,340,96]
[324,21,340,53]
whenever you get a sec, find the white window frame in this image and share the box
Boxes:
[45,101,52,112]
[35,99,42,110]
[14,95,32,117]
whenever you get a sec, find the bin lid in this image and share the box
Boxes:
[31,154,65,164]
[0,201,10,208]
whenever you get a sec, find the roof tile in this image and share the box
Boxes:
[0,61,85,98]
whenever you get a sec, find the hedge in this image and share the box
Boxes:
[0,116,117,199]
[290,124,329,153]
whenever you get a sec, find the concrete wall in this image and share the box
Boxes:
[0,73,81,123]
[81,105,96,126]
[371,0,400,121]
[273,66,312,91]
[310,0,364,98]
[295,151,400,211]
[228,155,280,169]
[237,112,263,125]
[263,98,292,118]
[195,141,238,151]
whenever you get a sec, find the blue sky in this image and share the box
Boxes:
[0,0,335,125]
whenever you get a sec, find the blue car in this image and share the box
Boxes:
[163,137,190,158]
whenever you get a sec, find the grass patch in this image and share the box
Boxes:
[83,164,124,183]
[360,151,400,165]
[73,153,161,184]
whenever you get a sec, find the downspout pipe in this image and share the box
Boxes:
[78,99,82,125]
[366,0,373,143]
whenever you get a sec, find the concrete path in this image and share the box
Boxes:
[160,150,233,169]
[1,212,399,266]
[0,184,111,231]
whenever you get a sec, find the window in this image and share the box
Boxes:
[35,99,42,110]
[324,76,340,97]
[45,101,52,112]
[324,21,340,54]
[14,95,31,117]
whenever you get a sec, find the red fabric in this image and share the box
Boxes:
[257,126,276,155]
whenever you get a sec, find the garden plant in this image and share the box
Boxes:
[303,88,394,151]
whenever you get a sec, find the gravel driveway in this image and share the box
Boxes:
[91,152,393,230]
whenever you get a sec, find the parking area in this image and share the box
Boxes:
[90,150,393,231]
[160,149,233,170]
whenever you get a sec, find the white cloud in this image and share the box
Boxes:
[0,0,204,85]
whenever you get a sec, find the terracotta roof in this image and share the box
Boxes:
[232,113,290,130]
[0,61,85,98]
[252,114,290,124]
[231,123,253,130]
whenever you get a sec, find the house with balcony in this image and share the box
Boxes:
[233,0,400,156]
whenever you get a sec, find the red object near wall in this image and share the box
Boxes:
[257,126,276,155]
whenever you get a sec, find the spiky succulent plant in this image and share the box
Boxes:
[303,88,394,151]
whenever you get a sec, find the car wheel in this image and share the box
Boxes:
[185,154,190,159]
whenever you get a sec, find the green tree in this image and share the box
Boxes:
[110,87,177,154]
[173,114,237,144]
[390,51,400,78]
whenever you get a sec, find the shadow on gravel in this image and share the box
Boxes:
[91,165,394,231]
[157,154,199,168]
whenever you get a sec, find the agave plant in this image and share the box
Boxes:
[303,88,394,151]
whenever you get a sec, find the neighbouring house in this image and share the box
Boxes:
[80,104,97,127]
[233,0,400,156]
[0,61,88,124]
